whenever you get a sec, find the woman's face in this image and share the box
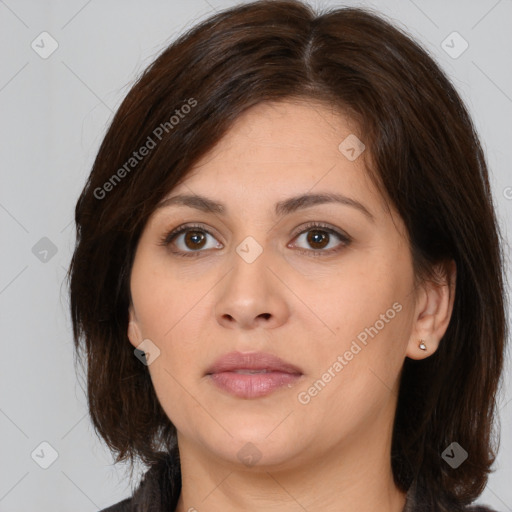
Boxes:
[128,100,427,469]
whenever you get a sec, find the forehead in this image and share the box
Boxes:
[197,99,360,164]
[166,100,387,214]
[178,101,360,180]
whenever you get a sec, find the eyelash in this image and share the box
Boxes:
[158,222,351,258]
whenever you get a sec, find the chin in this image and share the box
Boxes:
[194,425,307,470]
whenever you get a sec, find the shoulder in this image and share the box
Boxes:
[98,447,181,512]
[404,479,502,512]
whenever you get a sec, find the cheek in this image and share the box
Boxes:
[294,250,414,395]
[294,290,412,442]
[129,247,215,395]
[130,246,209,343]
[305,251,411,337]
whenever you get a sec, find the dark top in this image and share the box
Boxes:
[100,445,499,512]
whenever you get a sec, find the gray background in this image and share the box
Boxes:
[0,0,511,510]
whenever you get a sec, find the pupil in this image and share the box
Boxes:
[185,231,206,249]
[308,230,328,249]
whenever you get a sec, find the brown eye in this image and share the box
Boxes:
[183,230,207,250]
[291,223,351,256]
[159,224,223,257]
[306,229,330,250]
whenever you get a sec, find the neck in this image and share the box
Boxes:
[174,429,407,512]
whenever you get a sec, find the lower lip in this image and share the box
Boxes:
[208,371,302,398]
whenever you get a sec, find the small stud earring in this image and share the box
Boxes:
[418,340,427,351]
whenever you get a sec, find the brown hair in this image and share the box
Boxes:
[67,0,507,508]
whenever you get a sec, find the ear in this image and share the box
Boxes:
[127,306,143,349]
[406,260,456,360]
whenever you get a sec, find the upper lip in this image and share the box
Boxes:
[206,351,303,375]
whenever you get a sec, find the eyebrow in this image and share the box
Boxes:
[156,192,374,221]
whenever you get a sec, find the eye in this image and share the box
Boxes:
[159,223,223,257]
[159,221,351,258]
[289,222,351,256]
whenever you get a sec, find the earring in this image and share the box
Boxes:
[418,339,427,351]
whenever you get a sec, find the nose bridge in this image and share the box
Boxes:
[227,234,272,300]
[214,233,289,329]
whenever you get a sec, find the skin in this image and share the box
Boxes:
[127,99,456,512]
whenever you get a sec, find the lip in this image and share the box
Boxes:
[206,351,303,399]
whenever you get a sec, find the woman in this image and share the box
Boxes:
[67,1,507,511]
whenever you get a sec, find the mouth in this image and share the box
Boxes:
[206,351,303,399]
[230,369,274,374]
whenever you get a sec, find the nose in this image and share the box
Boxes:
[214,244,290,330]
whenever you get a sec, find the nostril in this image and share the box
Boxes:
[259,313,271,320]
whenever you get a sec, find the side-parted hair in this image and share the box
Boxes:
[67,0,507,508]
